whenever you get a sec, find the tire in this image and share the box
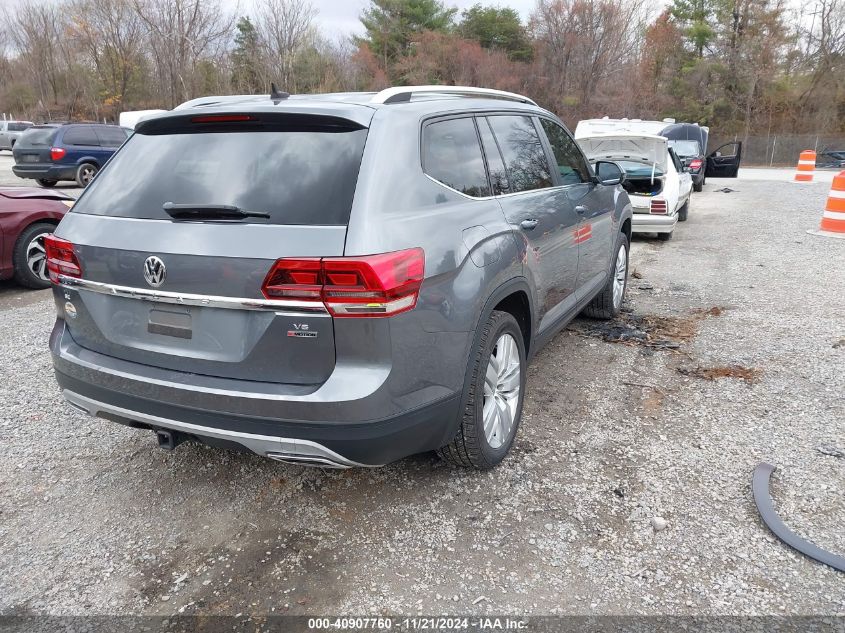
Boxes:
[693,179,703,192]
[657,231,673,241]
[438,310,526,470]
[582,232,629,320]
[13,222,55,289]
[678,199,689,222]
[36,179,58,188]
[76,162,98,188]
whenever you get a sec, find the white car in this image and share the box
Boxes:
[576,132,693,241]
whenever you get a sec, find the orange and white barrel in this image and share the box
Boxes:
[818,170,845,236]
[794,150,816,182]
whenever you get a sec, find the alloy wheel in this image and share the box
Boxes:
[482,332,522,449]
[79,165,96,186]
[613,243,627,310]
[26,232,51,281]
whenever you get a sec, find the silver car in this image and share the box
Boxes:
[47,86,632,470]
[0,120,34,150]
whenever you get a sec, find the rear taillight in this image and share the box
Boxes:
[50,147,66,161]
[44,235,82,282]
[689,158,703,171]
[262,248,425,318]
[650,199,668,214]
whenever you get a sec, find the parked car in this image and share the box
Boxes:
[12,123,131,188]
[577,118,743,184]
[816,149,845,169]
[0,120,34,151]
[669,139,707,191]
[576,132,692,240]
[0,187,73,289]
[46,85,633,470]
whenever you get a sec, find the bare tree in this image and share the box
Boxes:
[69,0,146,109]
[530,0,649,114]
[4,1,65,109]
[130,0,234,107]
[255,0,316,91]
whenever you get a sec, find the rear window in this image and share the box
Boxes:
[71,128,368,225]
[422,117,490,197]
[615,160,665,178]
[20,127,58,146]
[669,140,700,157]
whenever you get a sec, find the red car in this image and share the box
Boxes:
[1,187,74,289]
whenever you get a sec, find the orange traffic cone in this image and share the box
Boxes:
[809,170,845,239]
[793,150,816,182]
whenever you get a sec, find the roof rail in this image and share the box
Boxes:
[370,85,537,106]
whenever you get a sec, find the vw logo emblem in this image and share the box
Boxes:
[143,256,166,288]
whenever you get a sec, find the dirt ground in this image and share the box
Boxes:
[0,169,843,618]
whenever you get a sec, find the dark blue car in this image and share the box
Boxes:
[12,123,131,188]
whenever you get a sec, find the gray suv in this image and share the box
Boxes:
[47,86,632,470]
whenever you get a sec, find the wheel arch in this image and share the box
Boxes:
[75,157,101,168]
[476,277,536,360]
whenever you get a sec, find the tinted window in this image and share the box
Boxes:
[539,119,591,185]
[487,115,552,193]
[96,126,129,147]
[669,140,700,157]
[72,127,368,225]
[8,122,31,132]
[477,118,510,195]
[669,148,683,172]
[20,127,58,146]
[422,118,490,197]
[63,126,100,146]
[615,161,664,178]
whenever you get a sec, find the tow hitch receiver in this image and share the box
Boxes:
[155,429,186,451]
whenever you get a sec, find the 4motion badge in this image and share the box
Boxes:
[287,323,317,339]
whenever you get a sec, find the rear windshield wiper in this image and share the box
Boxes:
[162,202,270,221]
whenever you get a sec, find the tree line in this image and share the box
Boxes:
[0,0,842,138]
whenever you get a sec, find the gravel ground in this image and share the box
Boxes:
[0,175,843,617]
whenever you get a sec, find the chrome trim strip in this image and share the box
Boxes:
[58,275,328,314]
[62,390,376,468]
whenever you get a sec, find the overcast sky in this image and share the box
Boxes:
[228,0,540,40]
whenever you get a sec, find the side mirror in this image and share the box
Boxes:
[594,160,624,186]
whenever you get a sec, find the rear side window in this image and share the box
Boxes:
[96,126,129,147]
[63,126,100,146]
[487,115,552,193]
[422,118,490,197]
[71,127,368,225]
[8,122,31,132]
[539,119,591,185]
[21,127,58,146]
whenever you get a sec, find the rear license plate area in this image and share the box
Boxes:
[21,155,40,163]
[148,308,192,339]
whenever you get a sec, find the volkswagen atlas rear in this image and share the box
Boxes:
[48,88,632,469]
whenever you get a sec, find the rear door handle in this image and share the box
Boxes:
[575,205,588,215]
[520,219,539,230]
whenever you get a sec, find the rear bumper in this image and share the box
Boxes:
[12,164,75,181]
[50,320,463,466]
[632,213,678,234]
